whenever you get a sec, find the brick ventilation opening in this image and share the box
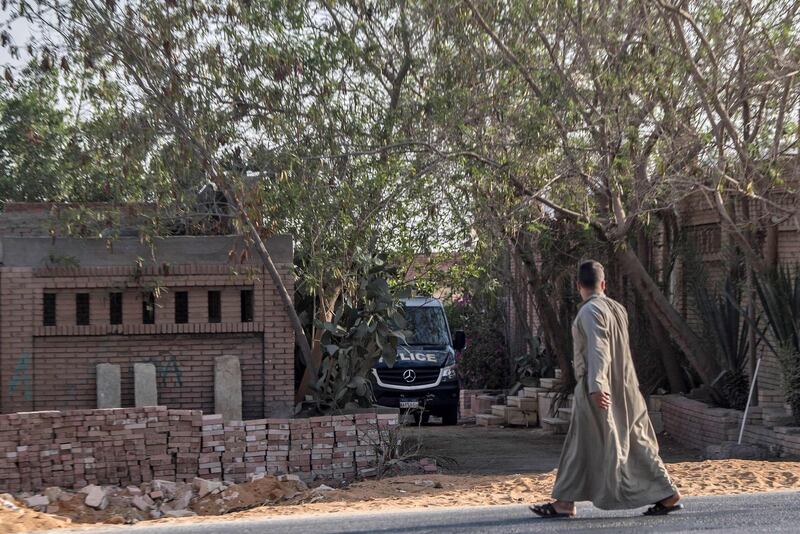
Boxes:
[142,292,156,324]
[175,291,189,324]
[208,290,221,323]
[240,289,253,322]
[110,292,123,325]
[43,293,56,326]
[76,293,90,325]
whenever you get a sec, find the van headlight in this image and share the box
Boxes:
[442,364,458,382]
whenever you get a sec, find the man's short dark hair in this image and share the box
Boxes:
[578,260,605,289]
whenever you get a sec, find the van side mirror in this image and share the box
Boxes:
[453,330,466,351]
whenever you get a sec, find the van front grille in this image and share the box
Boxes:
[376,368,440,387]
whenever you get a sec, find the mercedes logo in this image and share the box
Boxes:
[402,369,416,383]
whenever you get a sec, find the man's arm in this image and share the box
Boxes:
[579,305,612,409]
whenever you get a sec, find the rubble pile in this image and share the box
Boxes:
[7,454,441,524]
[10,475,307,524]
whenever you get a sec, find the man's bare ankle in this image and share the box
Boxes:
[554,500,576,512]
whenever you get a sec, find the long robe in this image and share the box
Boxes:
[551,293,676,510]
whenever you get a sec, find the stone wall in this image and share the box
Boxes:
[0,407,400,493]
[660,395,800,457]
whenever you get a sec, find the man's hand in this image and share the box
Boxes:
[590,391,611,410]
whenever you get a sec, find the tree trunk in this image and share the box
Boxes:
[635,225,687,393]
[513,239,575,387]
[765,225,779,268]
[651,315,688,393]
[615,245,722,386]
[295,289,341,402]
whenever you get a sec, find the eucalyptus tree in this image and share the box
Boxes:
[1,1,468,401]
[0,62,152,202]
[655,0,800,263]
[654,0,800,398]
[426,0,800,392]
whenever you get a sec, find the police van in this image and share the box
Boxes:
[371,297,465,425]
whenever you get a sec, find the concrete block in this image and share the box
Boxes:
[474,395,499,414]
[522,387,546,398]
[507,409,537,427]
[134,363,158,407]
[84,485,108,509]
[491,405,510,418]
[193,477,224,498]
[215,355,242,422]
[538,392,557,418]
[541,417,569,435]
[96,364,121,408]
[43,487,62,503]
[132,495,154,511]
[539,378,561,390]
[476,414,504,426]
[24,495,49,508]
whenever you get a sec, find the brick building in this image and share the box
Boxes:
[505,185,800,410]
[0,204,296,418]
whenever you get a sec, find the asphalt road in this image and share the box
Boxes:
[40,490,800,534]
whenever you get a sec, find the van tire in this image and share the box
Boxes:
[442,406,459,426]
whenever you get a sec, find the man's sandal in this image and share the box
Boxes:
[643,502,684,516]
[529,503,575,518]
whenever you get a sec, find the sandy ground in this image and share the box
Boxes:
[154,459,800,521]
[3,425,800,533]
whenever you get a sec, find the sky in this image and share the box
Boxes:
[1,8,59,73]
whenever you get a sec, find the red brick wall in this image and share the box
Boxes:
[661,395,800,456]
[1,261,295,418]
[32,334,263,418]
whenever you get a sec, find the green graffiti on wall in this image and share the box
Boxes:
[148,355,183,388]
[8,352,32,401]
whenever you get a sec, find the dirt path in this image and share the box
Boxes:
[414,424,703,474]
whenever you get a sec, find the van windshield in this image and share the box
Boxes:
[403,306,450,347]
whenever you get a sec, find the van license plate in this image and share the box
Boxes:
[400,399,419,408]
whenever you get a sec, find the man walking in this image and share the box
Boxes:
[531,260,682,518]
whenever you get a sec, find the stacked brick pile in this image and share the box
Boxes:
[355,412,380,475]
[267,419,290,475]
[0,407,199,493]
[333,415,357,479]
[288,418,312,476]
[0,407,400,493]
[244,419,268,478]
[168,411,203,482]
[311,416,334,478]
[221,421,246,482]
[198,414,223,478]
